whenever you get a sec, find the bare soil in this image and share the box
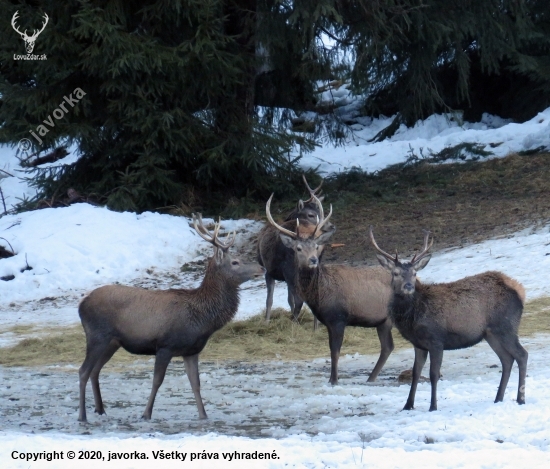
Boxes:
[309,152,550,265]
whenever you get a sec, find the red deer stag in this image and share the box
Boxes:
[77,215,265,422]
[267,195,394,384]
[370,227,528,411]
[258,176,331,329]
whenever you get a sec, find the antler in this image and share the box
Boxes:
[302,175,323,203]
[11,11,25,38]
[11,11,48,39]
[31,13,49,39]
[369,226,397,262]
[410,229,433,264]
[266,194,298,239]
[312,194,333,238]
[192,213,236,251]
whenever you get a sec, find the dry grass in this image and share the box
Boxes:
[521,297,550,336]
[2,299,550,368]
[202,308,412,361]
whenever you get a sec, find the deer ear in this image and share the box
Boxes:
[316,195,325,202]
[279,234,295,248]
[413,254,431,271]
[315,228,335,246]
[375,254,394,271]
[297,200,304,210]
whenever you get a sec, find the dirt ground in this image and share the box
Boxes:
[301,152,550,265]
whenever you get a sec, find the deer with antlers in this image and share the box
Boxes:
[77,214,265,422]
[370,227,528,411]
[258,176,332,329]
[11,11,49,54]
[267,195,394,384]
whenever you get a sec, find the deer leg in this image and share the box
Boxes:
[143,349,172,420]
[313,316,320,331]
[503,335,528,405]
[287,285,296,317]
[184,354,208,419]
[292,293,304,322]
[286,281,305,324]
[428,348,444,411]
[264,273,275,321]
[327,323,345,385]
[89,340,120,415]
[368,318,394,382]
[403,347,428,411]
[485,330,514,403]
[290,288,319,330]
[78,338,111,422]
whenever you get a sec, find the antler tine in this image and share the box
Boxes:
[266,194,298,239]
[193,213,235,251]
[226,230,237,248]
[315,204,333,237]
[302,175,323,202]
[194,213,208,235]
[192,213,216,244]
[212,217,221,240]
[214,224,237,251]
[11,11,24,37]
[369,226,397,262]
[312,193,324,221]
[311,194,333,237]
[411,229,433,263]
[31,12,49,38]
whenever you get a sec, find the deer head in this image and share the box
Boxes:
[266,194,335,269]
[192,213,264,283]
[12,11,49,54]
[369,226,433,295]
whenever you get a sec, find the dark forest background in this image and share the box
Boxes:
[1,0,549,212]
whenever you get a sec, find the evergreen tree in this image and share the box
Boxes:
[1,1,549,212]
[326,0,550,134]
[0,0,320,212]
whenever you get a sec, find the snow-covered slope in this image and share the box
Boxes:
[302,85,550,175]
[2,106,550,468]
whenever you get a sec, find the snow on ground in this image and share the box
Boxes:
[0,205,548,343]
[2,336,550,468]
[2,108,550,467]
[303,86,550,175]
[0,203,262,305]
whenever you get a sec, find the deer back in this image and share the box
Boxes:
[298,264,392,326]
[392,271,525,348]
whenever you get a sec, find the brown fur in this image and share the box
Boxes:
[78,252,264,423]
[258,217,325,325]
[381,259,528,411]
[501,274,526,305]
[288,247,394,384]
[298,265,391,328]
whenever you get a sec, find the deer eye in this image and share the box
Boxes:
[296,246,302,252]
[231,260,239,266]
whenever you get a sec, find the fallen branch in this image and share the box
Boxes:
[21,147,68,168]
[0,186,7,215]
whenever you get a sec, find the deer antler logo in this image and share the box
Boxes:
[11,11,49,54]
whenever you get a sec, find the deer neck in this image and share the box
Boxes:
[193,263,240,332]
[389,285,424,333]
[296,264,322,307]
